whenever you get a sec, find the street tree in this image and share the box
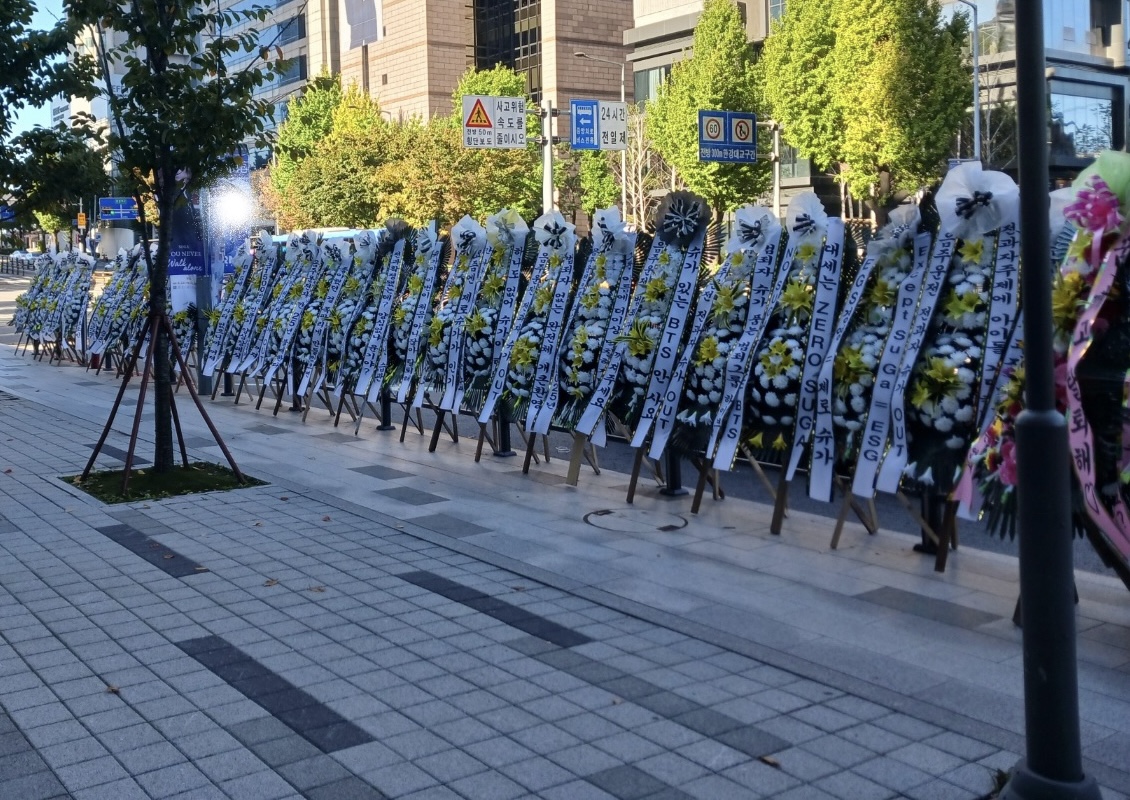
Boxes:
[72,0,280,473]
[266,72,342,227]
[8,126,110,231]
[286,86,394,227]
[646,0,769,230]
[619,103,668,232]
[760,0,968,221]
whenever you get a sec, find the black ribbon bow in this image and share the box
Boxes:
[541,221,568,251]
[458,229,479,250]
[596,222,617,253]
[792,213,817,237]
[737,219,763,248]
[955,190,993,220]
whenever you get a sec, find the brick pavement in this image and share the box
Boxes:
[1,287,1128,798]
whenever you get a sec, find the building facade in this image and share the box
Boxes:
[336,0,633,129]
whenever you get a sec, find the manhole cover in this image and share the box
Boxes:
[583,508,688,534]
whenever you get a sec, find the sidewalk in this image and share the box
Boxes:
[1,303,1128,798]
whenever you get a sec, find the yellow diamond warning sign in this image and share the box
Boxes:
[462,95,527,149]
[465,98,492,128]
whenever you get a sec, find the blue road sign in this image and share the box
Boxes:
[0,206,15,222]
[698,110,757,164]
[570,99,599,151]
[98,196,140,221]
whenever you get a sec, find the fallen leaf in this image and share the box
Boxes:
[611,697,624,705]
[264,578,279,586]
[193,566,208,572]
[105,685,120,694]
[3,469,11,474]
[280,496,289,501]
[307,586,325,593]
[253,521,263,527]
[759,756,780,769]
[511,586,527,592]
[321,515,331,522]
[163,554,174,560]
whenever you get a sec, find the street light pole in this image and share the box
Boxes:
[956,0,981,162]
[999,0,1101,798]
[574,52,628,215]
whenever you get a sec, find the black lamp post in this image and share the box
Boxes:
[1000,1,1102,798]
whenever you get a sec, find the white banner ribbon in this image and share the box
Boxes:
[873,232,956,495]
[808,249,880,501]
[786,219,845,480]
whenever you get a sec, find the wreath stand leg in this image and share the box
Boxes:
[626,447,646,504]
[932,499,959,572]
[566,432,587,485]
[689,455,724,514]
[474,422,498,462]
[769,467,790,535]
[829,476,879,550]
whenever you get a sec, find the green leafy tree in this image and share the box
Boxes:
[267,72,342,223]
[578,151,619,217]
[756,0,839,174]
[72,0,280,473]
[8,126,110,229]
[760,0,968,219]
[646,0,769,227]
[287,86,393,227]
[33,209,68,235]
[1,1,95,184]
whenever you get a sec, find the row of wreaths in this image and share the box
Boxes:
[12,158,1130,574]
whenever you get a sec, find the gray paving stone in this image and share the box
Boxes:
[839,722,911,754]
[229,715,294,746]
[924,730,1000,761]
[115,741,184,774]
[134,759,210,795]
[816,770,898,800]
[635,751,710,786]
[902,778,983,800]
[55,755,132,792]
[276,754,355,791]
[889,741,967,774]
[852,755,935,793]
[0,749,51,779]
[172,729,242,759]
[681,774,761,800]
[872,713,944,741]
[218,770,299,800]
[71,776,150,800]
[415,749,488,782]
[305,775,386,799]
[0,769,72,800]
[541,779,619,800]
[447,769,526,800]
[250,734,323,767]
[586,764,670,800]
[38,736,109,768]
[773,786,840,800]
[464,736,540,769]
[767,746,841,781]
[364,761,439,796]
[195,748,269,782]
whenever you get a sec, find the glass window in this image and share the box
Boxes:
[633,66,668,103]
[277,14,305,45]
[1049,83,1116,160]
[472,0,542,101]
[768,0,786,23]
[779,143,810,179]
[277,54,307,87]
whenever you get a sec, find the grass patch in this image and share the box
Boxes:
[64,462,267,504]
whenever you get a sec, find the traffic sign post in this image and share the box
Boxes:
[77,212,87,229]
[462,95,528,149]
[0,206,15,222]
[98,197,140,222]
[570,100,599,150]
[698,110,757,164]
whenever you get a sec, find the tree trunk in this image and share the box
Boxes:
[149,166,176,473]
